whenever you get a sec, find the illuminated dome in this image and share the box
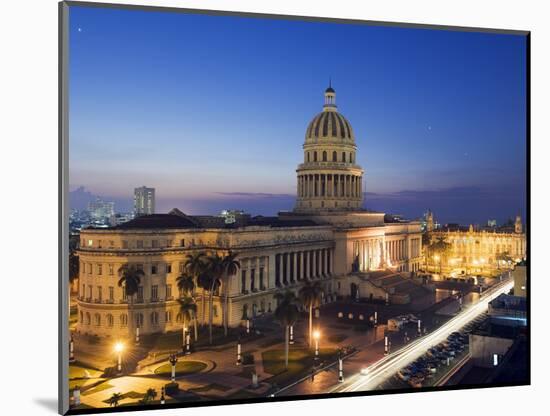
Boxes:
[305,85,354,142]
[295,84,364,213]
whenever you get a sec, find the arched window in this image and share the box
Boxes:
[313,151,318,162]
[165,311,172,323]
[307,152,310,162]
[176,313,183,323]
[120,314,128,327]
[342,152,346,163]
[85,312,91,325]
[151,312,159,326]
[350,153,354,163]
[332,151,337,161]
[322,151,327,161]
[107,314,114,327]
[94,313,101,326]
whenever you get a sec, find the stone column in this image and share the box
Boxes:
[304,251,310,280]
[277,253,282,287]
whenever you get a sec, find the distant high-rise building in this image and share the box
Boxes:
[88,198,115,221]
[134,186,155,216]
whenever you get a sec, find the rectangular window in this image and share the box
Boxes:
[179,262,184,273]
[137,263,143,271]
[87,285,92,300]
[108,264,114,275]
[165,311,172,323]
[109,286,114,301]
[166,284,172,299]
[97,264,102,275]
[137,240,143,249]
[97,286,102,302]
[97,240,102,248]
[137,286,144,303]
[166,263,172,274]
[87,239,93,247]
[122,287,127,301]
[152,240,158,248]
[180,239,185,247]
[151,285,158,301]
[151,264,157,275]
[109,240,114,248]
[122,240,128,249]
[87,263,92,274]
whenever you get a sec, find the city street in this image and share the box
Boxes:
[331,277,513,393]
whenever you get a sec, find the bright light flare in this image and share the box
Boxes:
[114,342,124,353]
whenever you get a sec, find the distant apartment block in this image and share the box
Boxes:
[134,186,155,216]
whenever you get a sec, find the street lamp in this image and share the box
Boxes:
[338,350,344,383]
[289,325,294,345]
[236,337,242,366]
[169,354,178,383]
[313,330,320,363]
[69,335,75,363]
[114,342,124,374]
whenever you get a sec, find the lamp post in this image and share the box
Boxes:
[160,387,165,405]
[384,335,389,355]
[289,325,294,345]
[69,335,75,363]
[73,386,80,407]
[169,354,178,383]
[313,330,320,364]
[374,311,378,327]
[246,319,250,334]
[185,332,191,355]
[114,342,124,374]
[236,337,242,365]
[338,350,344,383]
[135,326,140,344]
[417,319,421,335]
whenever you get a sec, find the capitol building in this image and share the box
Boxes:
[75,86,423,337]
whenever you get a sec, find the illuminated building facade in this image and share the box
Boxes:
[75,87,423,337]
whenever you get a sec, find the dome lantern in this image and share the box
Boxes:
[324,79,336,110]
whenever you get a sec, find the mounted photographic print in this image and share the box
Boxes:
[59,1,530,414]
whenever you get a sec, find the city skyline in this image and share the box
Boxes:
[69,7,527,225]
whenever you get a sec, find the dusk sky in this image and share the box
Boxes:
[68,6,527,225]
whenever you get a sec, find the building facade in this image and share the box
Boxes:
[75,87,423,338]
[134,186,155,217]
[426,215,526,276]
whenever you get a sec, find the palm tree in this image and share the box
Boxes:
[117,264,144,337]
[205,254,223,344]
[184,253,207,325]
[299,281,323,348]
[427,236,452,273]
[176,273,198,341]
[69,251,79,290]
[177,297,197,349]
[220,251,240,337]
[496,251,513,269]
[274,291,299,369]
[141,388,157,404]
[107,392,122,407]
